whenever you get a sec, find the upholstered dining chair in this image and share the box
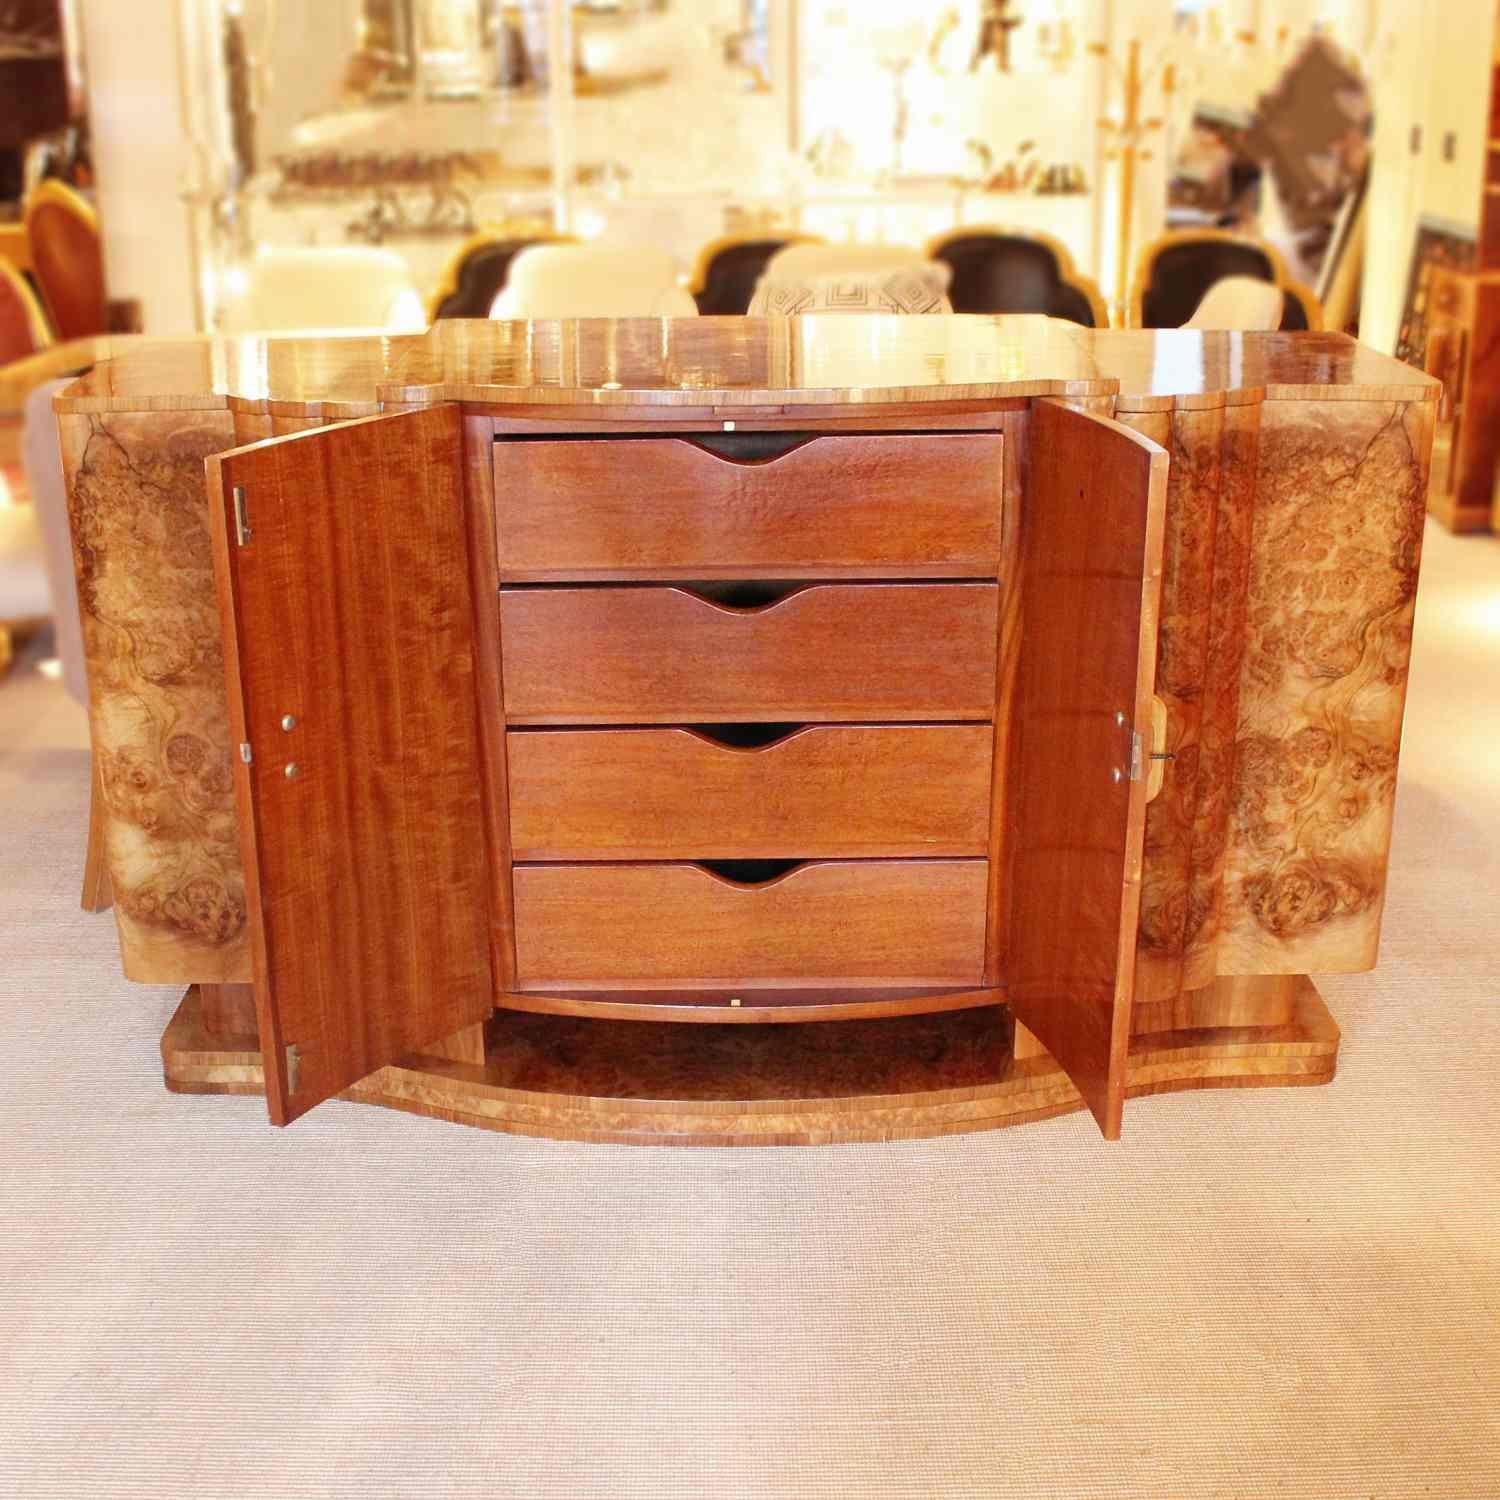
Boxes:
[490,244,698,317]
[218,247,426,334]
[1129,227,1323,331]
[0,254,52,362]
[924,226,1108,325]
[23,179,106,340]
[429,231,576,320]
[760,241,929,281]
[688,233,824,315]
[749,242,954,316]
[1183,275,1288,330]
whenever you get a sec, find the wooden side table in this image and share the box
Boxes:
[1424,266,1500,532]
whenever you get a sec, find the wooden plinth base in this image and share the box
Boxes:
[162,978,1339,1145]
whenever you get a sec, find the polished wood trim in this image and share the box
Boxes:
[49,322,1437,419]
[489,402,1019,434]
[162,977,1338,1145]
[507,724,993,861]
[500,582,1000,724]
[79,752,112,912]
[462,414,518,991]
[1131,973,1300,1036]
[491,430,1005,581]
[512,859,989,990]
[497,984,1006,1024]
[1004,399,1168,1138]
[982,405,1028,986]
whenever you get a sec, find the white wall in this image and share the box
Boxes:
[74,0,1494,341]
[78,0,198,334]
[1359,0,1494,352]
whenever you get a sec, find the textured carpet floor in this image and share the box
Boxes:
[2,520,1497,1500]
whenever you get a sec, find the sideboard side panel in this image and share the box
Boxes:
[1218,397,1433,974]
[60,406,248,983]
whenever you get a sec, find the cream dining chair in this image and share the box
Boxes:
[1182,275,1288,331]
[217,247,426,334]
[490,244,698,318]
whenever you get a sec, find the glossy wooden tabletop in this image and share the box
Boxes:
[50,315,1437,416]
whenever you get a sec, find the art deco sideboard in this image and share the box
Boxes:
[55,317,1436,1144]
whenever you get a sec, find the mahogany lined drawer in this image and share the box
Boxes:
[512,859,988,989]
[493,432,1004,580]
[500,582,999,723]
[507,724,993,861]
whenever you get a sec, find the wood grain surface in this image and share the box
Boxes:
[1217,398,1432,974]
[493,431,1004,579]
[1004,399,1167,1138]
[208,405,495,1124]
[161,976,1339,1145]
[55,325,1435,1026]
[507,724,993,860]
[60,407,245,980]
[1112,397,1433,991]
[501,583,1000,723]
[513,859,989,989]
[495,984,1005,1024]
[51,320,1438,416]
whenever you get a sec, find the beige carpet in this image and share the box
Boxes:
[2,520,1498,1499]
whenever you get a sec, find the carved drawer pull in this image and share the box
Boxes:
[1146,695,1171,802]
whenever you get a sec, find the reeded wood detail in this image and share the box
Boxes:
[507,724,993,861]
[501,583,1000,724]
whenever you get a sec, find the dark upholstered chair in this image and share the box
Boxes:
[924,227,1108,326]
[1130,229,1323,331]
[428,233,574,320]
[689,233,824,316]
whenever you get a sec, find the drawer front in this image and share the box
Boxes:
[508,724,993,860]
[513,859,988,988]
[493,433,1004,580]
[500,582,999,723]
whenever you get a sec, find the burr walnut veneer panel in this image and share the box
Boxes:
[500,583,999,723]
[492,431,1004,579]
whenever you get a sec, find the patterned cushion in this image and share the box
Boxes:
[747,265,953,316]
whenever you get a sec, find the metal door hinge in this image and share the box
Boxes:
[232,485,252,546]
[238,741,253,765]
[286,1043,301,1093]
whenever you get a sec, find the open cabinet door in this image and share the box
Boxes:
[207,405,495,1124]
[1006,399,1167,1138]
